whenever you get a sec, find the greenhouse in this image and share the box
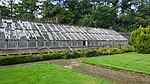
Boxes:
[0,19,128,50]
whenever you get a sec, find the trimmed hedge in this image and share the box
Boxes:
[42,52,63,60]
[63,51,80,59]
[0,46,135,65]
[84,50,98,57]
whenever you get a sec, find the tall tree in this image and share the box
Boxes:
[15,0,38,19]
[120,0,132,14]
[0,5,10,18]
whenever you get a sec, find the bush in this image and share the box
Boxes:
[42,52,63,60]
[130,26,150,54]
[0,55,43,65]
[63,51,80,59]
[120,46,135,53]
[77,51,85,57]
[101,48,114,55]
[84,50,98,57]
[96,49,103,55]
[0,46,135,65]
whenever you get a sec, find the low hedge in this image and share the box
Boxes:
[0,46,135,65]
[63,51,80,59]
[42,52,63,60]
[84,50,98,57]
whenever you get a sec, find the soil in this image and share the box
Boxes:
[0,58,150,84]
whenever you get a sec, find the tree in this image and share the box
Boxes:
[78,14,94,27]
[0,0,13,18]
[94,6,118,28]
[56,9,75,24]
[0,5,10,18]
[15,0,38,19]
[118,11,138,32]
[120,0,132,14]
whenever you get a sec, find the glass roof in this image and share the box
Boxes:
[0,19,127,41]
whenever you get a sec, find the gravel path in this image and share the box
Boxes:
[0,58,150,84]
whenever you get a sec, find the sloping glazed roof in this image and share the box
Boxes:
[0,19,127,41]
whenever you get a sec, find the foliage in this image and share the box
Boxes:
[0,64,110,84]
[42,52,63,60]
[84,50,98,57]
[0,46,135,65]
[0,55,43,65]
[0,0,150,32]
[56,9,75,24]
[82,52,150,75]
[120,46,135,53]
[130,26,150,54]
[63,51,80,59]
[0,6,10,18]
[14,0,38,19]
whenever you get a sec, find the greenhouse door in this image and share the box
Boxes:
[83,41,88,46]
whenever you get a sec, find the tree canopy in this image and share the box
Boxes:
[0,0,149,32]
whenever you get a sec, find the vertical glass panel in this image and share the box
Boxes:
[28,41,36,48]
[18,41,27,48]
[38,41,44,48]
[0,41,6,49]
[7,41,17,49]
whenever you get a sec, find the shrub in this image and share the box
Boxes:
[96,49,103,55]
[110,48,120,54]
[102,48,114,55]
[84,50,98,57]
[0,55,43,65]
[107,48,119,54]
[63,51,80,59]
[120,46,135,53]
[0,46,135,65]
[42,52,63,60]
[100,47,124,55]
[77,51,85,57]
[130,26,150,54]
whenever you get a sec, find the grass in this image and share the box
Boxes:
[82,52,150,75]
[0,64,110,84]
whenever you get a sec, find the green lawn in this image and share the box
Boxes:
[0,64,110,84]
[82,52,150,75]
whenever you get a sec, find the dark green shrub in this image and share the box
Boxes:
[130,26,150,54]
[0,56,18,65]
[0,55,43,65]
[84,50,98,57]
[63,51,80,59]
